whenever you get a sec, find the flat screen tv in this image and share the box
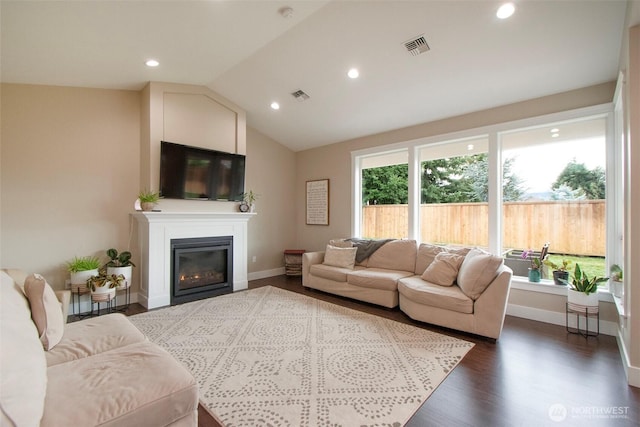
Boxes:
[160,141,246,201]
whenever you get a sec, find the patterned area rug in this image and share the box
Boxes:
[130,286,474,426]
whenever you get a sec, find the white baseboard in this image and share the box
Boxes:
[616,330,640,387]
[506,303,618,336]
[248,267,286,281]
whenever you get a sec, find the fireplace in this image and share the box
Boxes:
[171,236,233,305]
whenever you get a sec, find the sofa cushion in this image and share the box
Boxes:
[414,244,472,274]
[367,239,417,272]
[420,252,465,286]
[0,271,47,427]
[414,244,447,274]
[397,276,473,314]
[457,248,504,300]
[347,268,413,291]
[45,313,146,366]
[24,273,65,351]
[43,340,198,427]
[309,263,360,283]
[323,245,357,269]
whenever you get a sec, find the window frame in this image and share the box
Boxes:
[352,103,615,296]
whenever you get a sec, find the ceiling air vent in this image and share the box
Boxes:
[291,89,310,102]
[404,35,430,56]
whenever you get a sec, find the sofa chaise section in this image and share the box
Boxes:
[1,269,199,427]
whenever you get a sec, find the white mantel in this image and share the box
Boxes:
[132,211,255,309]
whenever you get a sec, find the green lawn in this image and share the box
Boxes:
[545,254,606,279]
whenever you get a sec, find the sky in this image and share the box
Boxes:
[504,137,606,194]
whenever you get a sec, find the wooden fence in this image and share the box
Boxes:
[362,200,605,256]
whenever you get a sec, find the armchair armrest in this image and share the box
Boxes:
[55,290,71,323]
[302,251,325,287]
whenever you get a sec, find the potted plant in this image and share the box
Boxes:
[139,189,160,211]
[543,258,572,286]
[521,249,542,283]
[105,248,135,290]
[66,255,101,292]
[561,263,608,311]
[241,190,259,212]
[86,268,125,300]
[609,264,623,298]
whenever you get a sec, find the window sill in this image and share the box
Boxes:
[510,276,614,302]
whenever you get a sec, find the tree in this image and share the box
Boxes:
[362,164,408,204]
[421,156,475,203]
[552,160,605,200]
[462,154,525,202]
[362,153,526,205]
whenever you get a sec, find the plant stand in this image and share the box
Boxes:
[71,284,91,318]
[115,284,131,312]
[91,291,116,316]
[566,302,599,337]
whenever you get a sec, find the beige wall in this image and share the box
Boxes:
[0,83,299,289]
[245,127,297,274]
[1,84,140,289]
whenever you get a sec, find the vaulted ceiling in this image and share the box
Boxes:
[1,1,629,151]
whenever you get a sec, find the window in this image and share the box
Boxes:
[353,105,615,287]
[357,150,409,239]
[418,136,489,248]
[500,117,607,279]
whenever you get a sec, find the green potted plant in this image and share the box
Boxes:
[543,258,572,286]
[240,190,259,212]
[66,255,101,291]
[138,189,160,211]
[561,263,608,310]
[86,268,125,299]
[521,249,542,283]
[609,264,623,298]
[105,248,135,290]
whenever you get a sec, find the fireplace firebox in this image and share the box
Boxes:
[170,236,233,305]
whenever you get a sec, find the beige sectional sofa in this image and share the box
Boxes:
[302,239,513,340]
[0,269,198,427]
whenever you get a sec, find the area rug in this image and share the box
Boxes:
[129,286,474,426]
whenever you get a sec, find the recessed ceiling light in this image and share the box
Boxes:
[552,133,559,138]
[145,59,159,67]
[270,102,280,110]
[550,128,560,133]
[496,3,515,19]
[467,144,474,151]
[347,68,359,79]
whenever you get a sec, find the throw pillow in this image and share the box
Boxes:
[457,248,504,300]
[328,238,354,248]
[420,252,466,286]
[323,245,358,269]
[414,243,448,274]
[24,273,65,350]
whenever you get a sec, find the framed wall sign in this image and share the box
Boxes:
[306,179,329,225]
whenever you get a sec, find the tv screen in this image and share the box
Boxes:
[160,141,245,201]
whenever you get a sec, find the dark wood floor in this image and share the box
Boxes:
[114,275,639,426]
